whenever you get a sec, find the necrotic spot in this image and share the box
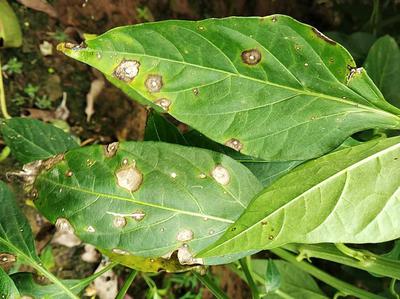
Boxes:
[154,98,171,111]
[241,49,261,65]
[113,60,140,82]
[312,28,336,45]
[116,164,143,192]
[211,165,230,185]
[145,75,163,92]
[225,138,243,151]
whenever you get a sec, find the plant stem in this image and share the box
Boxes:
[192,271,229,299]
[0,56,11,119]
[271,248,385,299]
[284,244,400,280]
[33,262,78,299]
[239,257,260,299]
[390,279,399,299]
[116,270,138,299]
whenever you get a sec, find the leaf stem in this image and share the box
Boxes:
[0,56,11,119]
[116,269,138,299]
[239,257,260,299]
[33,262,79,299]
[192,271,229,299]
[284,244,400,280]
[390,279,399,299]
[271,248,385,299]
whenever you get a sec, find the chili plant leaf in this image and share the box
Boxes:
[251,259,327,298]
[0,268,19,299]
[199,137,400,257]
[144,111,188,145]
[11,273,80,299]
[0,181,40,265]
[0,118,79,164]
[33,142,262,266]
[0,0,22,48]
[58,15,400,161]
[364,36,400,108]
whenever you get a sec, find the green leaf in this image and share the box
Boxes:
[0,267,19,299]
[364,35,400,108]
[199,137,400,257]
[0,0,22,48]
[0,118,79,164]
[144,111,188,145]
[0,181,78,299]
[325,31,376,63]
[33,141,262,266]
[0,181,41,266]
[12,273,79,299]
[264,259,281,293]
[251,259,327,299]
[58,15,400,161]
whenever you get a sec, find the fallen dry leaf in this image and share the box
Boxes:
[86,77,105,122]
[17,0,58,18]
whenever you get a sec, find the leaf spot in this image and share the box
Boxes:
[211,165,230,185]
[113,60,140,83]
[177,246,203,265]
[225,138,243,151]
[176,229,194,242]
[312,28,336,45]
[131,210,146,221]
[241,49,261,65]
[116,164,143,192]
[113,216,127,228]
[55,218,74,233]
[104,142,119,157]
[347,67,363,82]
[86,226,96,233]
[268,235,274,240]
[154,98,171,111]
[112,248,129,255]
[145,75,163,93]
[199,173,207,179]
[170,172,177,179]
[65,170,73,177]
[0,253,16,263]
[193,88,199,96]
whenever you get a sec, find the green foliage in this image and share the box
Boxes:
[364,35,400,108]
[2,57,23,75]
[0,267,19,299]
[199,137,400,257]
[0,0,22,48]
[0,117,79,163]
[1,12,400,298]
[33,141,262,265]
[58,15,400,161]
[251,259,327,298]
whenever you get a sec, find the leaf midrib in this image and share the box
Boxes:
[203,140,400,254]
[77,48,400,121]
[38,177,234,223]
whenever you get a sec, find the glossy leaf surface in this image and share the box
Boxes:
[34,142,262,265]
[0,268,19,299]
[364,35,400,108]
[200,137,400,257]
[1,118,79,164]
[0,181,40,265]
[251,259,327,299]
[58,15,400,161]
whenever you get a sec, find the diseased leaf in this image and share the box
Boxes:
[12,273,80,299]
[364,35,400,108]
[0,118,79,164]
[58,15,400,161]
[0,267,19,299]
[33,142,262,267]
[0,181,77,298]
[325,31,376,63]
[199,137,400,257]
[251,259,327,299]
[0,181,41,266]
